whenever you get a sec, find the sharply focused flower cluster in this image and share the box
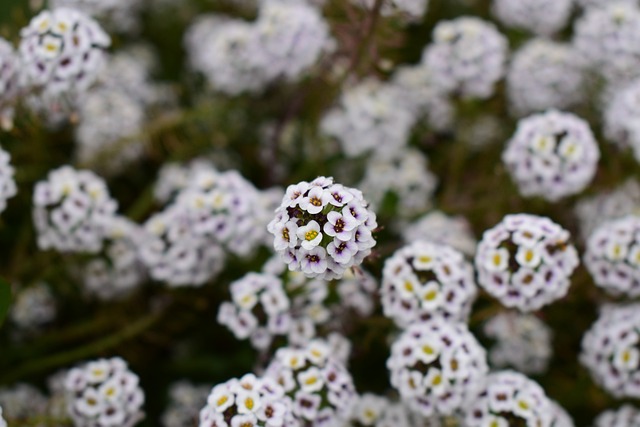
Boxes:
[422,17,508,99]
[475,214,579,311]
[506,40,586,117]
[492,0,572,35]
[503,110,600,201]
[483,312,553,374]
[464,370,557,427]
[64,357,144,427]
[605,78,640,163]
[264,340,356,426]
[33,166,118,253]
[581,304,640,398]
[387,319,488,416]
[268,177,377,280]
[381,241,477,327]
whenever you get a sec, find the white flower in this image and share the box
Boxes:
[492,0,572,35]
[297,221,323,250]
[595,405,640,427]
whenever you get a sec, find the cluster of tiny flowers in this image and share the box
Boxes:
[359,148,437,218]
[185,1,332,95]
[605,78,640,163]
[19,8,110,97]
[552,401,575,427]
[50,0,145,33]
[584,215,640,297]
[10,283,57,331]
[0,406,5,427]
[483,312,553,375]
[64,357,144,427]
[0,38,20,126]
[265,340,356,426]
[351,0,429,22]
[333,267,378,318]
[349,394,414,427]
[387,318,488,417]
[506,40,586,117]
[503,110,600,201]
[491,0,572,35]
[580,304,640,398]
[0,145,16,214]
[0,383,49,424]
[573,3,640,85]
[422,17,508,99]
[401,211,477,257]
[139,204,225,287]
[162,382,209,427]
[268,177,377,280]
[475,214,579,312]
[595,405,640,427]
[381,241,477,328]
[575,179,640,241]
[321,79,418,159]
[82,216,146,300]
[152,158,224,205]
[464,370,556,427]
[33,165,118,253]
[199,373,298,427]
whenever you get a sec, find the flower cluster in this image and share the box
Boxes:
[475,214,579,312]
[50,0,145,33]
[321,79,418,159]
[10,283,57,331]
[483,312,553,375]
[64,357,144,427]
[595,405,640,427]
[503,110,600,201]
[381,241,477,328]
[422,17,508,99]
[0,145,16,214]
[573,3,640,85]
[185,1,332,95]
[0,38,19,125]
[0,406,5,427]
[349,394,414,427]
[491,0,572,35]
[359,148,437,218]
[351,0,429,22]
[581,304,640,398]
[264,340,356,426]
[387,318,488,416]
[162,382,209,427]
[33,166,118,253]
[605,78,640,163]
[19,8,110,96]
[199,373,297,427]
[506,40,586,117]
[268,177,377,280]
[464,370,557,427]
[0,383,49,424]
[82,216,146,300]
[402,211,477,257]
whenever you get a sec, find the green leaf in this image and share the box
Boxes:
[0,278,11,328]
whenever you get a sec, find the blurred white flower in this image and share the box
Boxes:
[492,0,572,35]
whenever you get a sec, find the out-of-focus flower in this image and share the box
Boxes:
[49,0,145,33]
[0,38,20,127]
[475,214,579,312]
[595,405,640,426]
[492,0,572,35]
[10,283,57,331]
[0,384,48,424]
[401,211,477,257]
[503,110,600,201]
[348,394,414,427]
[162,381,209,427]
[351,0,429,22]
[0,145,17,214]
[605,78,640,163]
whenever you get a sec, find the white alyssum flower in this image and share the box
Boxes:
[358,148,437,218]
[483,311,553,375]
[492,0,572,35]
[387,318,488,417]
[475,214,579,312]
[0,38,20,126]
[507,40,587,117]
[321,79,418,159]
[551,401,575,427]
[581,304,640,399]
[503,110,600,201]
[0,145,17,214]
[573,3,640,85]
[595,405,640,427]
[0,406,5,427]
[401,211,477,257]
[577,0,638,9]
[33,166,118,253]
[162,382,209,427]
[64,357,144,427]
[268,177,377,280]
[575,179,640,241]
[264,340,356,426]
[422,17,508,99]
[0,383,49,424]
[19,8,110,96]
[82,216,146,300]
[350,0,429,22]
[138,203,225,287]
[49,0,145,33]
[605,78,640,164]
[381,241,477,328]
[464,370,557,427]
[10,283,57,331]
[349,394,415,427]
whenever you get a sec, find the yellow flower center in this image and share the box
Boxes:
[310,197,322,207]
[105,387,115,397]
[419,255,432,264]
[404,281,414,292]
[305,230,319,241]
[422,345,435,355]
[424,289,438,301]
[524,250,535,263]
[304,376,318,386]
[282,228,290,242]
[217,395,228,407]
[245,397,254,410]
[518,400,530,411]
[432,374,442,386]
